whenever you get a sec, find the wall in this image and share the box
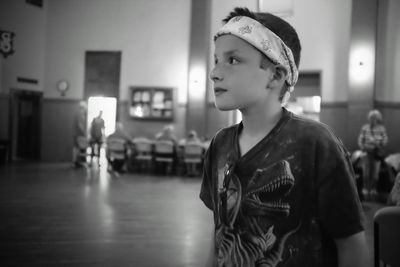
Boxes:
[0,0,47,150]
[44,0,190,102]
[375,0,400,152]
[0,0,47,94]
[376,0,400,102]
[41,0,191,161]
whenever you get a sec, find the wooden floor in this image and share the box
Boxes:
[0,162,384,266]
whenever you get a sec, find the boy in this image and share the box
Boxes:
[200,7,369,267]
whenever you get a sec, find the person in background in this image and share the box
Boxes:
[155,124,178,145]
[179,130,204,176]
[108,122,131,142]
[106,122,132,173]
[179,130,201,145]
[358,109,388,199]
[154,124,178,174]
[89,110,105,164]
[72,101,87,167]
[200,7,369,267]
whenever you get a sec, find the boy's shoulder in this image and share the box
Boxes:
[213,123,239,141]
[285,111,339,141]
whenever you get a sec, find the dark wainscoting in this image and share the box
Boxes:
[320,102,351,148]
[39,99,400,162]
[321,101,400,154]
[41,100,188,162]
[0,94,9,140]
[41,99,79,162]
[375,101,400,154]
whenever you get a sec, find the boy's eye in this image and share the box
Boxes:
[228,57,239,65]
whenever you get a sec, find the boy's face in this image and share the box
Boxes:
[210,34,274,111]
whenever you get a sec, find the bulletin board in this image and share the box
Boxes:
[129,86,174,121]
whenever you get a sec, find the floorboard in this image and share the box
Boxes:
[0,163,384,266]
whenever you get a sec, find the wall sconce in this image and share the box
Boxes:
[349,45,374,86]
[189,65,206,101]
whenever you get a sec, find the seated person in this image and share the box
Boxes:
[154,125,178,174]
[180,130,201,145]
[155,124,178,145]
[106,122,131,172]
[179,130,204,176]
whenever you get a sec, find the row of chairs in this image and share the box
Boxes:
[98,137,205,175]
[128,138,205,175]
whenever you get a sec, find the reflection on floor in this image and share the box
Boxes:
[0,163,213,267]
[0,163,385,266]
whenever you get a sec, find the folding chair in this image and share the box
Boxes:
[154,140,175,175]
[106,138,127,172]
[374,206,400,267]
[129,137,154,173]
[182,142,204,176]
[73,136,89,168]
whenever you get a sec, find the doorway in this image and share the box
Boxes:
[9,89,42,160]
[87,96,117,137]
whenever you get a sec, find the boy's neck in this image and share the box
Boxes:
[238,103,282,157]
[240,102,282,136]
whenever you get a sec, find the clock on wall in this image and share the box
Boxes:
[56,80,69,96]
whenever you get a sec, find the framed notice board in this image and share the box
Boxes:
[129,86,174,121]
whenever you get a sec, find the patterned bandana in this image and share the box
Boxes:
[214,16,299,100]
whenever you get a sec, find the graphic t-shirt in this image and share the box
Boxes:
[200,108,364,267]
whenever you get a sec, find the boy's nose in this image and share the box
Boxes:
[210,66,223,82]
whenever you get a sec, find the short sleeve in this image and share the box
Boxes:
[199,140,215,211]
[315,131,364,239]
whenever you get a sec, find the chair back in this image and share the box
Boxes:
[132,138,153,160]
[154,140,175,163]
[374,206,400,267]
[183,142,204,163]
[106,138,126,159]
[154,140,175,154]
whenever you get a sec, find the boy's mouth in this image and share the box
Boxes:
[214,87,227,96]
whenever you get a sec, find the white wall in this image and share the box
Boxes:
[209,0,352,103]
[375,0,400,102]
[0,0,47,93]
[44,0,190,103]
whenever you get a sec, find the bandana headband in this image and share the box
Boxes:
[214,16,299,95]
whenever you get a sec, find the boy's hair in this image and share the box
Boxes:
[222,7,301,100]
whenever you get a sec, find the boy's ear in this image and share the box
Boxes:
[267,66,287,90]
